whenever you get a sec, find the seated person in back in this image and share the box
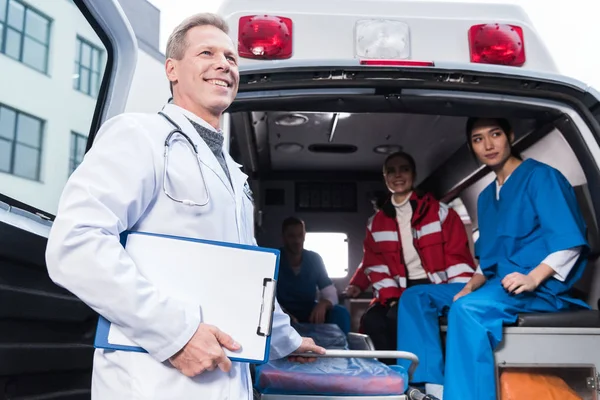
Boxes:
[276,217,351,334]
[395,118,590,400]
[344,151,476,362]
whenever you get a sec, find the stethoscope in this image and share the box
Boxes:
[159,111,210,207]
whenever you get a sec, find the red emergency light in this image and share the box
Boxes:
[468,23,526,67]
[238,15,293,59]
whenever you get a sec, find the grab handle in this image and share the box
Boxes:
[290,349,419,380]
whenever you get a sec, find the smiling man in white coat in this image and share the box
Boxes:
[45,12,324,400]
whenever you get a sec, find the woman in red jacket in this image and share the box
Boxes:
[344,151,476,362]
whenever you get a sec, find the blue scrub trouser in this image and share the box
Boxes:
[396,280,564,400]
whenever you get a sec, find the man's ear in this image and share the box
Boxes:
[165,58,177,86]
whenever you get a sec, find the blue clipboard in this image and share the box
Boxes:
[94,230,280,364]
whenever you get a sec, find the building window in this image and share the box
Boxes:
[69,131,86,174]
[0,104,43,181]
[304,232,348,278]
[74,36,103,97]
[0,0,51,73]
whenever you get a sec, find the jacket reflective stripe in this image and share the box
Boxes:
[372,278,398,291]
[429,263,475,283]
[413,221,442,239]
[372,231,398,242]
[447,263,475,278]
[366,265,391,275]
[393,275,407,288]
[412,203,449,239]
[439,202,449,224]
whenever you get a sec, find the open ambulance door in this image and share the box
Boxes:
[0,0,136,398]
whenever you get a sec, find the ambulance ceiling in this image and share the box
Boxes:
[253,112,468,181]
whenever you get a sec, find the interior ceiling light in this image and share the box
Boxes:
[333,112,352,119]
[275,113,308,126]
[374,144,403,154]
[275,142,304,153]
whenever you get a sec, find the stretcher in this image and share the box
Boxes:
[253,323,420,400]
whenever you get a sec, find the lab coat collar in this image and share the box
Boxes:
[159,103,235,198]
[170,103,220,134]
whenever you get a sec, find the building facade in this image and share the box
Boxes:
[0,0,169,216]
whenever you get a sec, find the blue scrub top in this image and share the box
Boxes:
[276,249,333,321]
[475,159,589,308]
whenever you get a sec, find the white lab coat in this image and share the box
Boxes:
[45,103,302,400]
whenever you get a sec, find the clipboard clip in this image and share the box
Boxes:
[257,278,277,337]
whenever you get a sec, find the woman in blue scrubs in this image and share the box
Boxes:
[396,117,590,400]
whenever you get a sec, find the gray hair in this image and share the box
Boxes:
[166,13,230,61]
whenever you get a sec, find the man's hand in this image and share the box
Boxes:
[309,300,331,324]
[169,323,240,377]
[343,285,361,298]
[501,272,539,295]
[287,337,326,364]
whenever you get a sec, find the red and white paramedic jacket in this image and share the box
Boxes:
[350,191,476,305]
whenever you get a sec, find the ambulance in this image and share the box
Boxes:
[218,1,600,398]
[0,0,599,399]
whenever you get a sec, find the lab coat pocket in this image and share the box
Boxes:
[127,351,182,399]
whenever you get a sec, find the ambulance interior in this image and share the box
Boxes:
[229,102,600,316]
[225,81,600,398]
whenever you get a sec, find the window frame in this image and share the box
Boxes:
[69,131,86,174]
[0,103,44,181]
[73,35,103,97]
[0,0,125,221]
[304,231,349,279]
[0,0,52,74]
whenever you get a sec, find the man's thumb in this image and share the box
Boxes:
[215,330,241,351]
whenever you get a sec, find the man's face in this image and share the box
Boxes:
[282,224,305,255]
[166,25,239,118]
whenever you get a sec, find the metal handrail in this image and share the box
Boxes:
[290,349,419,381]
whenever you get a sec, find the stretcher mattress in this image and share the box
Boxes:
[254,323,408,396]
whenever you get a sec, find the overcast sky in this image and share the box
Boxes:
[147,0,600,90]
